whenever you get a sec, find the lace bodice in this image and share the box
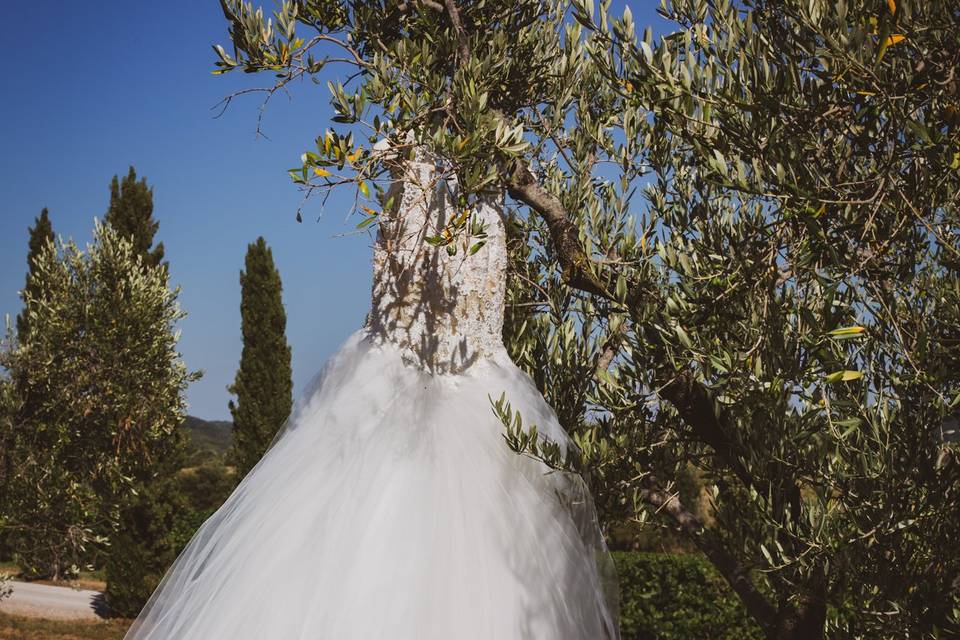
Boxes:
[367,148,508,373]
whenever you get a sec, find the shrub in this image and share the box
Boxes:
[168,462,235,554]
[613,552,763,640]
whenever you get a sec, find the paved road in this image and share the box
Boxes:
[0,580,105,620]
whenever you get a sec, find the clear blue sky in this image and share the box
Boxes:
[0,1,663,420]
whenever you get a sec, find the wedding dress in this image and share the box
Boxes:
[125,148,620,639]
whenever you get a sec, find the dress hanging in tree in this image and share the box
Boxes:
[125,147,620,639]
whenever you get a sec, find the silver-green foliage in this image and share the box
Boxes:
[213,1,959,637]
[0,222,198,579]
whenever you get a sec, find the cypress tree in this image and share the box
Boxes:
[97,170,173,611]
[16,208,54,340]
[104,167,165,268]
[228,237,293,479]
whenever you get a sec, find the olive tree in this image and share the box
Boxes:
[212,1,960,637]
[0,222,198,580]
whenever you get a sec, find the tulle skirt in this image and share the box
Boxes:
[125,331,619,639]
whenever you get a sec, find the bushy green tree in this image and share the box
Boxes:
[0,222,197,580]
[228,237,292,479]
[214,1,960,637]
[15,208,54,341]
[105,167,165,269]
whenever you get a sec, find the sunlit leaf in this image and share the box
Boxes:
[825,370,864,383]
[356,215,377,229]
[883,33,906,46]
[828,326,867,339]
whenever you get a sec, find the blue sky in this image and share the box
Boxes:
[0,1,664,420]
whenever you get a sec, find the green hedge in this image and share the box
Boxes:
[613,552,764,640]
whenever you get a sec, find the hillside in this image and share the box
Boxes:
[181,416,232,458]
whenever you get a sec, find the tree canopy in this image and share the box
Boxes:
[213,1,960,638]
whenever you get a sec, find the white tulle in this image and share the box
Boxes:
[125,332,619,639]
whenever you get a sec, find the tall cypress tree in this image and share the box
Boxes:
[98,170,179,611]
[16,208,54,340]
[104,166,165,268]
[228,237,293,479]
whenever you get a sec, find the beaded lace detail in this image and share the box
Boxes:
[367,149,508,373]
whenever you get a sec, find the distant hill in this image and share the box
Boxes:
[181,416,233,457]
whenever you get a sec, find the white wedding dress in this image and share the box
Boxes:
[125,149,620,639]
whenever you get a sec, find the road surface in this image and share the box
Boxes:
[0,580,105,620]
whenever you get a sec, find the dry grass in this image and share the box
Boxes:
[0,612,131,640]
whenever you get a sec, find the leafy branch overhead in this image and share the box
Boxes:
[213,1,960,638]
